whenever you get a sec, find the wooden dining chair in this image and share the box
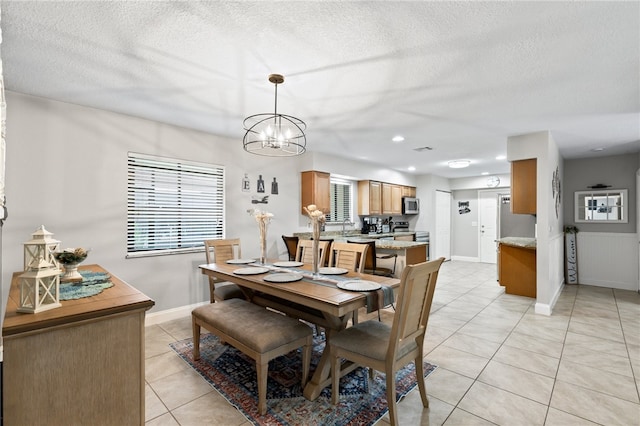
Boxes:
[329,257,445,426]
[347,239,397,277]
[327,241,368,273]
[281,235,299,261]
[204,239,245,303]
[296,239,331,266]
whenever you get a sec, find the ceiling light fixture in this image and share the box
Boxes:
[243,74,306,157]
[408,166,416,171]
[448,159,471,169]
[392,135,405,143]
[496,155,506,160]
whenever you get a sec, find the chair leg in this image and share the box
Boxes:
[386,371,398,426]
[415,357,429,408]
[192,318,201,360]
[257,359,268,415]
[331,350,340,405]
[301,339,312,387]
[352,309,359,325]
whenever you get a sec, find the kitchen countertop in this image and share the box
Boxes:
[293,230,415,240]
[292,231,425,250]
[497,237,536,249]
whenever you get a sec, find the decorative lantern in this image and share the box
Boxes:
[23,225,60,270]
[17,257,61,313]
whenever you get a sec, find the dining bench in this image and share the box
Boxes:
[192,298,313,415]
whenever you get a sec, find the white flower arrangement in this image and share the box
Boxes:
[248,209,273,263]
[303,204,326,224]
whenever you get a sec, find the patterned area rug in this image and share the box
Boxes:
[170,333,437,426]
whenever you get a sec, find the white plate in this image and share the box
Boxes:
[273,261,304,267]
[226,259,256,264]
[233,267,269,275]
[318,267,349,275]
[337,280,382,291]
[263,273,304,283]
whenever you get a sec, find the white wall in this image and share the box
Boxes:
[2,92,421,319]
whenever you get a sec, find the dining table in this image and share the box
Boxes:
[199,260,400,400]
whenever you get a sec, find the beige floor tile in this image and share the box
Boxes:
[443,408,495,425]
[518,312,571,331]
[514,321,567,343]
[458,381,547,425]
[428,312,468,331]
[426,346,490,379]
[424,367,474,405]
[568,318,625,343]
[379,390,455,426]
[493,344,559,378]
[158,316,196,341]
[564,331,629,358]
[572,304,620,321]
[479,360,554,404]
[146,325,179,359]
[145,351,191,383]
[148,368,215,411]
[441,332,502,358]
[170,391,248,426]
[550,380,640,425]
[145,412,179,426]
[457,321,513,344]
[503,331,564,358]
[561,344,633,378]
[145,383,169,422]
[544,407,600,425]
[556,359,639,403]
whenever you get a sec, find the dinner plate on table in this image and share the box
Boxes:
[272,261,304,267]
[233,267,269,275]
[263,273,303,283]
[226,259,256,265]
[318,267,348,275]
[337,280,382,291]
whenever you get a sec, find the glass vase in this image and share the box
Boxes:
[259,222,268,265]
[312,222,321,278]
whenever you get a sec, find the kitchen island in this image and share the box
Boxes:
[293,231,428,277]
[497,237,537,298]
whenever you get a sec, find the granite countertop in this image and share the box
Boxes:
[497,237,537,249]
[293,230,415,239]
[291,231,426,250]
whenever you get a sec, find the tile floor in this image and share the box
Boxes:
[144,260,640,425]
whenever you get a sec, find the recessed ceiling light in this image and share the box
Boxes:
[392,135,405,143]
[481,172,489,175]
[496,155,506,160]
[448,160,471,169]
[591,147,605,152]
[408,166,416,171]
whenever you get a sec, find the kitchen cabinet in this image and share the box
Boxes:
[511,159,537,214]
[402,186,416,197]
[498,240,536,298]
[301,170,330,214]
[358,180,382,215]
[382,183,403,215]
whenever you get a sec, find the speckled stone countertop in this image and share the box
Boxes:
[497,237,536,249]
[292,231,426,250]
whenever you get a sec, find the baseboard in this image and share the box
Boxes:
[145,301,209,327]
[534,302,552,316]
[451,255,480,262]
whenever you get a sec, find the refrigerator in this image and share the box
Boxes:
[499,194,536,238]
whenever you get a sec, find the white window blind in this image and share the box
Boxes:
[127,152,225,257]
[327,178,352,222]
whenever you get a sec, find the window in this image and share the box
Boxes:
[326,178,352,222]
[574,189,627,223]
[127,152,225,257]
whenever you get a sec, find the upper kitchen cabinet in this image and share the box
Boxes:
[301,171,330,214]
[382,183,403,215]
[402,186,416,197]
[358,180,382,215]
[511,159,537,214]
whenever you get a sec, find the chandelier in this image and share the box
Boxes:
[243,74,306,157]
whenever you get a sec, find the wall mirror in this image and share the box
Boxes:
[574,189,628,223]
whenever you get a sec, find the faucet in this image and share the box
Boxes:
[342,218,354,236]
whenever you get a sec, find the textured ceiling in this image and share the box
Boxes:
[2,1,639,178]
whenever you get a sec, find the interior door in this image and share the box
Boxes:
[479,191,499,264]
[434,190,451,260]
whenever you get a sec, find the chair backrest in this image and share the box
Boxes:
[347,239,377,271]
[328,241,368,273]
[296,239,331,266]
[387,257,445,360]
[204,238,242,264]
[281,235,299,261]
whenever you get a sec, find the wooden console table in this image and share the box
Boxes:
[2,264,154,426]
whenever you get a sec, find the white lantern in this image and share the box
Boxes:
[23,225,60,270]
[17,257,61,313]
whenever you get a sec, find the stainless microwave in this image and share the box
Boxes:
[402,197,420,215]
